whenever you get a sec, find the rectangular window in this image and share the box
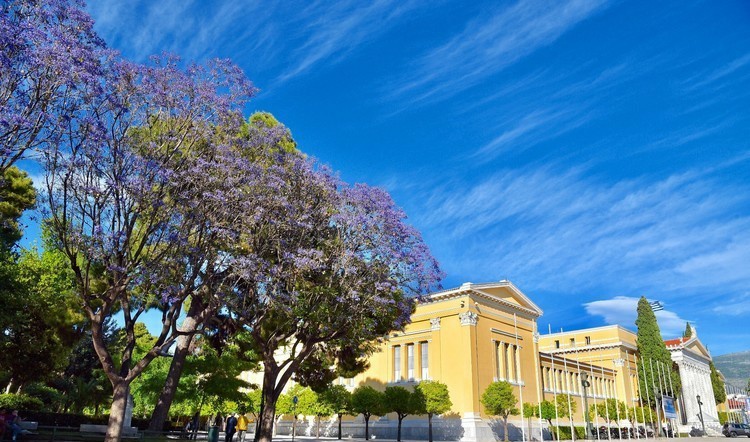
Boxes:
[570,338,575,347]
[555,340,560,349]
[585,336,591,345]
[393,346,401,381]
[407,344,415,380]
[421,342,429,380]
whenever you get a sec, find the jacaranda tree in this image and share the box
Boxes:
[0,0,105,173]
[42,50,254,442]
[219,148,442,442]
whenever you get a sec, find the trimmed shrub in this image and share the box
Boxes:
[23,384,64,411]
[0,393,44,412]
[552,425,587,440]
[718,411,728,425]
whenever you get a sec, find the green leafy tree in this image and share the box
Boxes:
[351,386,386,441]
[480,381,519,442]
[635,296,680,434]
[384,386,419,442]
[589,399,626,424]
[0,166,35,251]
[627,406,655,426]
[538,394,575,441]
[414,381,452,442]
[0,245,81,391]
[709,362,726,404]
[320,385,352,440]
[523,403,538,440]
[309,390,334,438]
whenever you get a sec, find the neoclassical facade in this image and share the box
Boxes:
[664,329,720,434]
[243,280,721,441]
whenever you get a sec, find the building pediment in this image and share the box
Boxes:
[420,280,543,318]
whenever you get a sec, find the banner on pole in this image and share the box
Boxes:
[663,395,677,419]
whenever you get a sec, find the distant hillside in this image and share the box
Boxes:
[714,350,750,389]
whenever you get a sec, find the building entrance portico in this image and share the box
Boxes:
[665,327,721,435]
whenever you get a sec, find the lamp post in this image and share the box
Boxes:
[292,395,298,442]
[696,394,705,436]
[581,372,593,439]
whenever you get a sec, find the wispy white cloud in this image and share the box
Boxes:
[682,53,750,92]
[584,296,688,337]
[388,0,610,105]
[273,0,418,85]
[472,106,592,160]
[88,0,417,88]
[414,156,750,303]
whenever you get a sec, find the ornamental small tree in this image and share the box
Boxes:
[523,403,538,440]
[590,399,626,425]
[538,394,575,440]
[414,381,452,442]
[384,386,419,442]
[351,386,386,440]
[481,381,519,442]
[320,385,352,440]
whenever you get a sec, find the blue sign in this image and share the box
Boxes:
[663,395,677,419]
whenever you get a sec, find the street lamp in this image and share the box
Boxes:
[581,372,593,439]
[292,395,298,442]
[696,395,705,436]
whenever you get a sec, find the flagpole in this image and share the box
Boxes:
[513,313,526,442]
[640,356,653,437]
[648,359,663,437]
[562,355,575,441]
[591,364,601,441]
[601,363,611,440]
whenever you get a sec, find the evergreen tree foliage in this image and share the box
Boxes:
[635,296,681,409]
[709,362,726,404]
[683,323,692,338]
[0,166,35,251]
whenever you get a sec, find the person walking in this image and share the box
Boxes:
[225,413,238,442]
[236,412,249,442]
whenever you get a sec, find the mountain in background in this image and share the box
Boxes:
[714,350,750,390]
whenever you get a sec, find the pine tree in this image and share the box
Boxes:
[635,297,681,411]
[683,322,692,339]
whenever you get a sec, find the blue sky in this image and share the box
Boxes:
[23,0,750,354]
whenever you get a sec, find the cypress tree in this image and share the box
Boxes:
[635,297,682,411]
[709,362,726,404]
[683,322,692,339]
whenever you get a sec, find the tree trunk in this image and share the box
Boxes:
[316,416,320,438]
[364,415,370,441]
[503,417,509,442]
[428,413,433,442]
[254,374,279,442]
[338,413,342,440]
[397,415,403,441]
[548,419,556,441]
[148,329,196,431]
[105,381,130,442]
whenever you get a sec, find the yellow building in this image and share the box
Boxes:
[349,281,546,441]
[245,280,720,441]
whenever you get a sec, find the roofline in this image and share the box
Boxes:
[420,280,544,317]
[541,324,637,338]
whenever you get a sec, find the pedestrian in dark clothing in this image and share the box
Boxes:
[225,413,238,442]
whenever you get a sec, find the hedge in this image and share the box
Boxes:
[552,425,587,440]
[0,394,44,412]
